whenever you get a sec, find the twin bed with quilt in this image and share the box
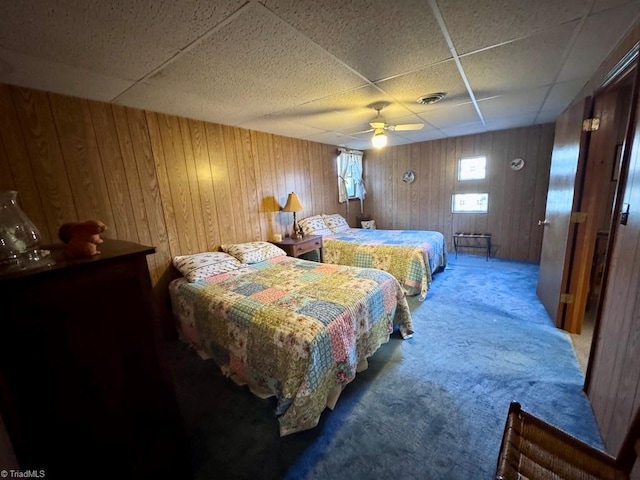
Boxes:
[169,242,412,435]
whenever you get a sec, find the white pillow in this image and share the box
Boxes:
[298,215,333,236]
[173,252,245,282]
[221,241,287,264]
[361,220,376,230]
[322,213,350,233]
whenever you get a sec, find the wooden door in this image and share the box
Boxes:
[587,71,640,455]
[563,70,636,333]
[536,100,591,327]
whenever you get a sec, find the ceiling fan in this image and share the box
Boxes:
[366,104,424,148]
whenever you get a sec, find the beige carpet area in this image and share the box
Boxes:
[570,310,595,374]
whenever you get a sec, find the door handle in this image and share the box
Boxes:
[538,220,550,226]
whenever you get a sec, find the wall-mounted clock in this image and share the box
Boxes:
[510,158,525,171]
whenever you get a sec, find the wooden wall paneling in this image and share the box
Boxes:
[124,107,171,283]
[489,131,508,258]
[145,112,181,256]
[49,95,116,233]
[0,139,16,191]
[408,142,420,229]
[244,130,264,240]
[204,122,236,245]
[321,144,336,217]
[160,114,201,254]
[445,138,458,241]
[290,139,305,212]
[187,119,219,251]
[0,86,51,242]
[235,127,263,241]
[8,87,76,242]
[416,141,428,230]
[300,142,314,215]
[430,139,445,233]
[88,101,139,242]
[250,131,281,238]
[110,105,158,276]
[178,117,208,253]
[270,134,289,232]
[222,125,251,242]
[307,141,325,223]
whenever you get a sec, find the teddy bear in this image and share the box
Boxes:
[58,220,108,259]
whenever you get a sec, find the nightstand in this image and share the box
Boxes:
[271,235,323,262]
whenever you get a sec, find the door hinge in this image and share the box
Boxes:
[570,212,588,223]
[560,293,575,304]
[582,118,600,132]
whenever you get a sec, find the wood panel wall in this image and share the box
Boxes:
[0,83,556,290]
[0,83,348,286]
[364,124,556,262]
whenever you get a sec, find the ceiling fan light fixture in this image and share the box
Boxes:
[372,129,388,148]
[417,92,447,105]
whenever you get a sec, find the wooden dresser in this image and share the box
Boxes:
[0,239,189,479]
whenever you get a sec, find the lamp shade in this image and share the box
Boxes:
[372,129,388,148]
[282,192,304,212]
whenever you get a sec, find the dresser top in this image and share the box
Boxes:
[0,239,155,281]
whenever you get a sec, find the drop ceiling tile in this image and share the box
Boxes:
[418,102,481,129]
[537,109,565,123]
[438,0,588,55]
[139,2,366,123]
[483,112,538,131]
[262,85,396,133]
[593,0,640,13]
[558,3,640,82]
[0,0,244,81]
[239,116,326,139]
[460,25,577,97]
[375,60,472,114]
[262,0,452,81]
[476,86,549,121]
[440,122,488,137]
[542,77,588,111]
[0,48,133,102]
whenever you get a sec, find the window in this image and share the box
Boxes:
[452,193,489,213]
[458,155,486,181]
[337,150,365,202]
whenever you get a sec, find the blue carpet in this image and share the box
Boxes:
[168,254,604,480]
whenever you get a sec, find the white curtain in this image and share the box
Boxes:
[337,149,366,214]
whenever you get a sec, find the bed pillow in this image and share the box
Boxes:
[221,241,287,264]
[173,252,245,282]
[298,215,333,236]
[322,213,350,233]
[361,220,376,230]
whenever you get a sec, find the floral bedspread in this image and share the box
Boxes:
[169,256,412,435]
[321,228,448,300]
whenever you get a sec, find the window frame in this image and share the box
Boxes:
[451,192,489,214]
[457,155,487,181]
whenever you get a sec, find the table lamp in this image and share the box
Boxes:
[282,192,304,239]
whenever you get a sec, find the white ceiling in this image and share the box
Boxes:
[1,0,639,150]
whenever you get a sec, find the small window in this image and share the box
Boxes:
[452,193,489,213]
[458,156,486,181]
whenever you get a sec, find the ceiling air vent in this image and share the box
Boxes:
[417,92,446,105]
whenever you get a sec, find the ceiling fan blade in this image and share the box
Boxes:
[349,127,374,136]
[369,121,386,129]
[390,123,424,131]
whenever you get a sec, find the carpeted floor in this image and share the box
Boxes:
[165,253,604,480]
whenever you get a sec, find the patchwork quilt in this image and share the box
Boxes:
[169,256,412,435]
[321,228,448,300]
